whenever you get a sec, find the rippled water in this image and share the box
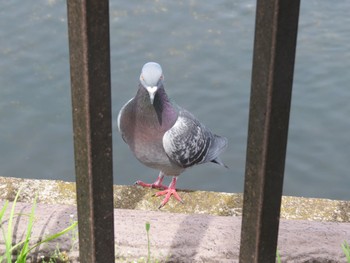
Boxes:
[0,0,349,200]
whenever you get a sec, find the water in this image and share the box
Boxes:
[0,0,349,200]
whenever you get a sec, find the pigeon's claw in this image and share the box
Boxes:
[134,180,168,190]
[153,176,183,209]
[134,172,168,190]
[155,188,184,209]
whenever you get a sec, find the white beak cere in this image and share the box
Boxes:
[146,86,158,104]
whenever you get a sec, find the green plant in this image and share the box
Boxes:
[146,221,151,263]
[342,241,350,263]
[0,189,78,263]
[41,245,70,263]
[68,216,79,252]
[0,200,8,224]
[276,248,281,263]
[15,191,37,262]
[1,187,22,263]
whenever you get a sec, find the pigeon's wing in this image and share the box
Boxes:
[117,98,134,142]
[163,109,227,168]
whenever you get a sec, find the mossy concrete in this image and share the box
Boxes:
[0,176,349,222]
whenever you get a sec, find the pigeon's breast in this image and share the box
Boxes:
[119,98,182,174]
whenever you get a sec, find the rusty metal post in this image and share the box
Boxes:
[239,0,300,262]
[67,0,115,262]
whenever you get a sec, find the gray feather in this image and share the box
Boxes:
[163,109,227,168]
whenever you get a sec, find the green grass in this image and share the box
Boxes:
[15,191,37,262]
[342,241,350,263]
[114,222,169,263]
[276,249,281,263]
[0,188,78,262]
[40,245,70,263]
[146,221,151,263]
[2,187,22,263]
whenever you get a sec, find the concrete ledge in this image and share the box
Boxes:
[1,177,350,262]
[0,177,350,222]
[0,201,349,262]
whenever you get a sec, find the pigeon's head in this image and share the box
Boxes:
[140,62,164,104]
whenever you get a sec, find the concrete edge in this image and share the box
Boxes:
[0,176,349,222]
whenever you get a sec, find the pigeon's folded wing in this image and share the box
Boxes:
[163,109,227,168]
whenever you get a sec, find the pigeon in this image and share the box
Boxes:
[117,62,228,208]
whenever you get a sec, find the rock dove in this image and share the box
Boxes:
[117,62,228,208]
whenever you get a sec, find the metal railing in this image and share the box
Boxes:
[67,1,115,262]
[239,0,300,262]
[66,0,300,262]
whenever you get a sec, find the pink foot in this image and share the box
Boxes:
[155,188,183,209]
[134,172,168,190]
[134,180,168,190]
[153,177,183,209]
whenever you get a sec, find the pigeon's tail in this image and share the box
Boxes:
[211,157,229,168]
[205,134,228,166]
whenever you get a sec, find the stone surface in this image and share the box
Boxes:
[1,176,350,262]
[1,176,350,222]
[0,201,349,262]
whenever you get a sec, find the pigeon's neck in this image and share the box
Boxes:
[136,84,178,129]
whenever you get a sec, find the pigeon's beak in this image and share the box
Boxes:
[146,86,158,104]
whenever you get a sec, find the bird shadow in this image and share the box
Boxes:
[167,214,212,262]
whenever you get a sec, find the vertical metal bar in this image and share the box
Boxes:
[66,0,115,262]
[239,0,300,262]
